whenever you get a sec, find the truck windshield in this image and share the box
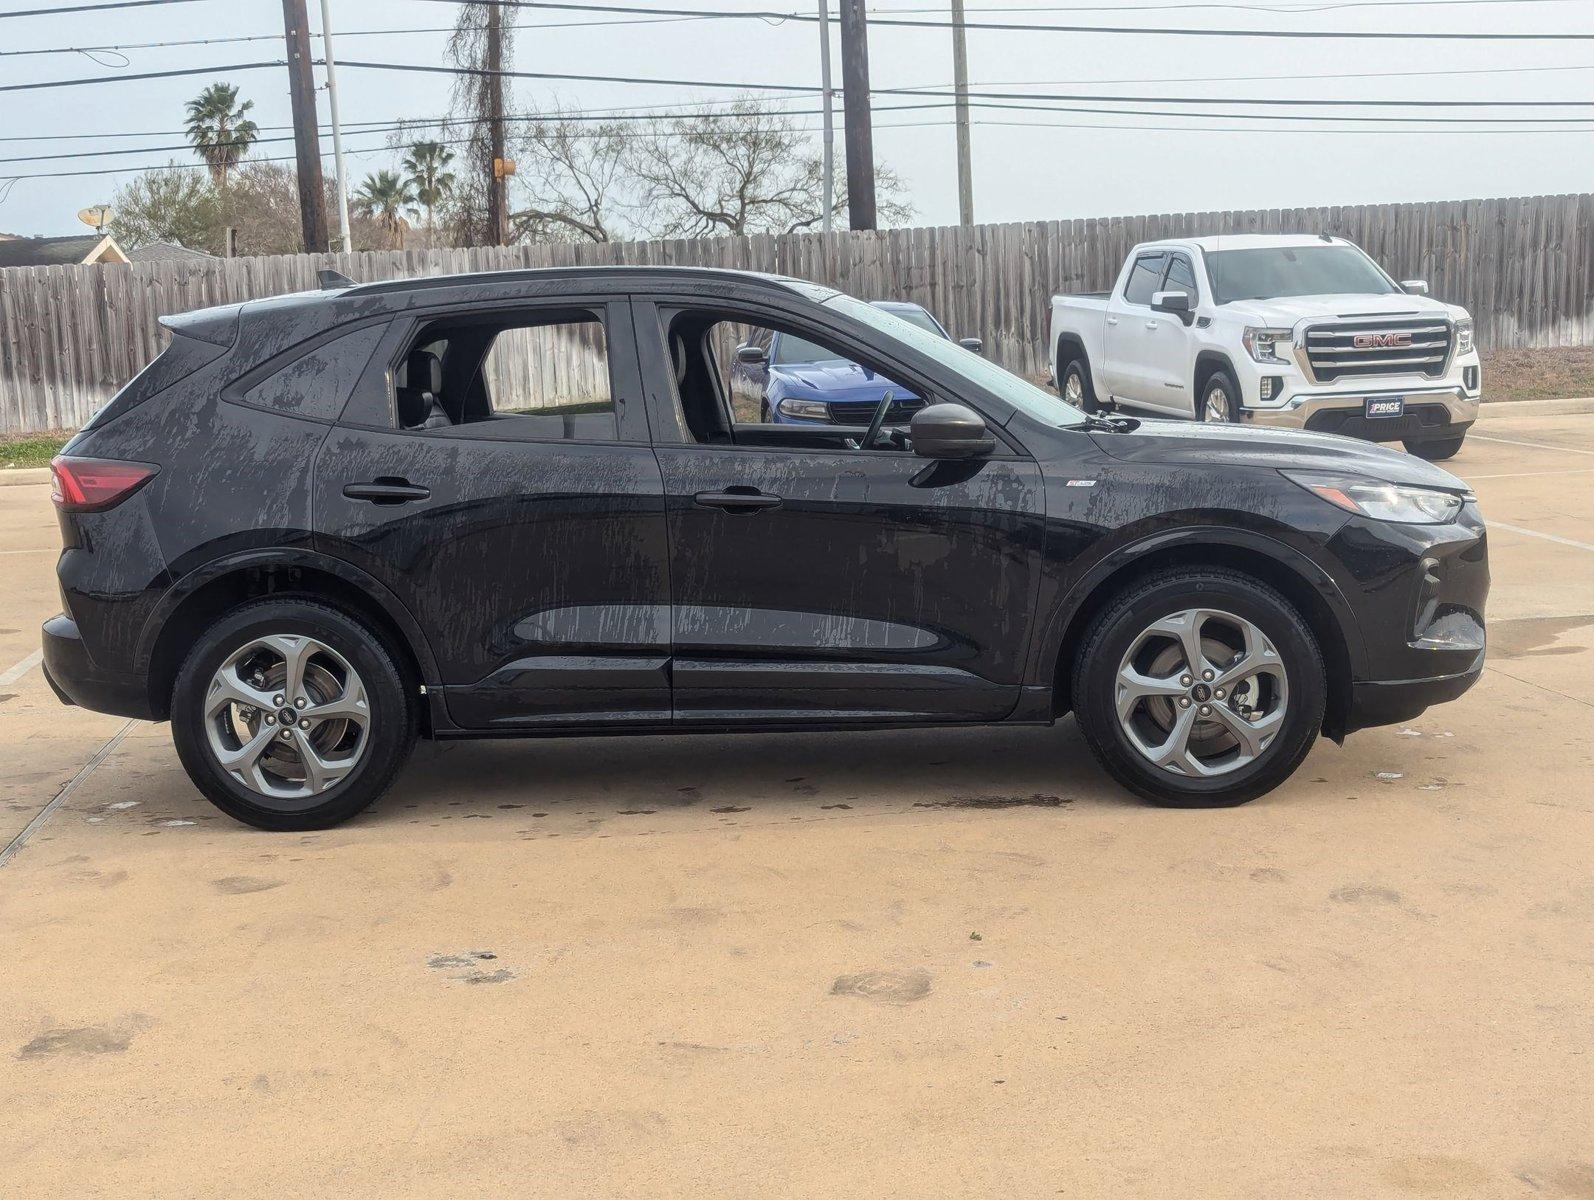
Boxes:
[1206,245,1399,304]
[826,295,1086,427]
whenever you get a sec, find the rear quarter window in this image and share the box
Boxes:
[238,323,388,421]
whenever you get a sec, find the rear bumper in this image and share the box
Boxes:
[1242,384,1479,442]
[41,614,156,720]
[1344,650,1484,735]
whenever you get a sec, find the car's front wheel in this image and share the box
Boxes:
[1059,355,1103,414]
[1200,371,1240,423]
[1071,569,1326,807]
[170,599,418,830]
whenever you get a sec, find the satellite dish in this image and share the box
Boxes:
[78,205,113,233]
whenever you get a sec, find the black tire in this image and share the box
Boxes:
[1199,369,1241,423]
[1403,435,1465,461]
[170,599,418,830]
[1058,352,1103,414]
[759,398,773,423]
[1071,568,1326,808]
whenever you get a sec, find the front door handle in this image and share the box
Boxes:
[1106,317,1119,327]
[694,488,782,514]
[343,479,431,505]
[1145,320,1160,330]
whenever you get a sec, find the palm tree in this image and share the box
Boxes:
[184,83,259,188]
[402,141,457,248]
[353,170,414,249]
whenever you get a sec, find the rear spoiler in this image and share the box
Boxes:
[159,303,242,348]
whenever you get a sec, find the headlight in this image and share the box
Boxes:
[1242,327,1292,365]
[776,397,829,419]
[1282,470,1465,525]
[1454,318,1474,355]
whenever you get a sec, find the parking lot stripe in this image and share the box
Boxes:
[0,719,136,870]
[1471,434,1594,457]
[1467,467,1594,481]
[1490,520,1594,554]
[0,648,42,686]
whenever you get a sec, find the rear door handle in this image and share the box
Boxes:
[694,489,782,514]
[343,479,431,505]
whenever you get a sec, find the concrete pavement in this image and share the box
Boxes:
[2,417,1592,1198]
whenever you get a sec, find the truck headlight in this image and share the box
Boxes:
[1454,318,1474,355]
[1282,471,1465,525]
[1242,327,1292,365]
[776,397,829,419]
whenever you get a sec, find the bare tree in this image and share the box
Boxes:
[445,2,515,246]
[626,99,911,238]
[509,115,631,243]
[111,165,223,253]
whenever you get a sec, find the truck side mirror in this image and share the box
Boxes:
[735,344,767,366]
[958,336,984,354]
[911,402,995,460]
[1401,279,1429,296]
[1151,290,1194,325]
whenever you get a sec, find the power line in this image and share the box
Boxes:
[0,61,283,93]
[0,0,208,17]
[402,0,1594,39]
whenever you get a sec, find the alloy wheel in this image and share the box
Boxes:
[203,633,370,801]
[1064,369,1085,406]
[1203,384,1232,422]
[1114,608,1289,777]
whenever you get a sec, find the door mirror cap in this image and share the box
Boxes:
[910,402,995,460]
[958,336,984,354]
[735,344,767,365]
[1151,290,1193,314]
[1401,279,1429,296]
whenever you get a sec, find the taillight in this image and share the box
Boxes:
[50,455,158,512]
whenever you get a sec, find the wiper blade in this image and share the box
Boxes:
[1080,413,1140,433]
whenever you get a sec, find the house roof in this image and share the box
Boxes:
[0,233,128,268]
[126,240,216,263]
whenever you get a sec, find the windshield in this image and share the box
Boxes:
[827,294,1086,427]
[771,331,846,366]
[1206,245,1400,305]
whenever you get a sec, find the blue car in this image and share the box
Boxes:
[733,301,982,426]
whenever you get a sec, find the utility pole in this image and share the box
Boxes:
[318,0,352,253]
[818,0,835,234]
[281,0,329,253]
[951,0,974,226]
[485,0,509,246]
[837,0,876,231]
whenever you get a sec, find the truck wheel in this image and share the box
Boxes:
[1403,435,1465,461]
[1071,569,1326,808]
[170,599,418,831]
[1059,355,1102,414]
[1200,371,1240,423]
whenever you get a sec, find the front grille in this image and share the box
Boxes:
[1304,319,1452,382]
[1303,402,1454,441]
[827,397,925,424]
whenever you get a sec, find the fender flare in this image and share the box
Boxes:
[133,546,441,683]
[1031,523,1368,686]
[1193,348,1242,400]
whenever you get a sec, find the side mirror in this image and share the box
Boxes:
[958,336,984,354]
[1401,279,1429,296]
[735,344,767,366]
[911,402,995,460]
[1151,290,1194,324]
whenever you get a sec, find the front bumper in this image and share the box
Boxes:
[1344,651,1483,735]
[41,614,157,720]
[1242,383,1479,443]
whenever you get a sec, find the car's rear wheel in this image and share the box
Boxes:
[1059,354,1103,414]
[1071,569,1326,807]
[1403,435,1465,461]
[171,600,417,830]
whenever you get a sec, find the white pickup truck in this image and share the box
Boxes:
[1049,234,1481,460]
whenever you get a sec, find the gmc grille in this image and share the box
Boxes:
[1304,319,1452,382]
[828,398,925,424]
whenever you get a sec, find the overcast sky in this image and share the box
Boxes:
[3,0,1593,239]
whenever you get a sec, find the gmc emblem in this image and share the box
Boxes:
[1353,331,1412,349]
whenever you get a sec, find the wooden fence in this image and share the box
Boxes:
[4,192,1593,434]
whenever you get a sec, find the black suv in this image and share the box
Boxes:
[42,267,1488,829]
